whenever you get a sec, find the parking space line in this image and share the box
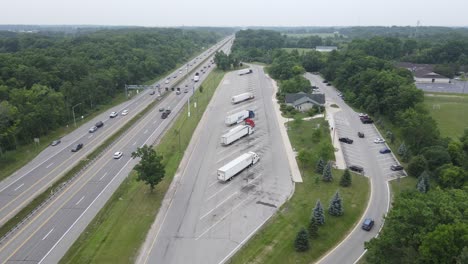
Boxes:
[200,191,238,220]
[205,183,231,201]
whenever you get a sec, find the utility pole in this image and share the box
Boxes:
[72,103,82,128]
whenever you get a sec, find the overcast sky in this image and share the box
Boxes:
[1,0,467,27]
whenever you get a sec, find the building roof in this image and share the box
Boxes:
[395,62,449,79]
[315,46,337,52]
[285,92,325,107]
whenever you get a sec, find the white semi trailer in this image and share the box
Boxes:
[238,68,253,75]
[231,92,254,104]
[221,119,255,145]
[224,110,255,126]
[217,151,260,182]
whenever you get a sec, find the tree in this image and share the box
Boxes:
[339,169,352,187]
[315,158,325,174]
[308,217,319,238]
[419,223,468,264]
[407,155,428,177]
[199,85,203,93]
[313,200,325,225]
[417,171,430,193]
[328,191,344,216]
[437,164,467,189]
[131,145,165,192]
[322,161,333,182]
[294,228,310,252]
[397,142,409,161]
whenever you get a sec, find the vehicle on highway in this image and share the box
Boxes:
[221,119,255,145]
[161,109,171,119]
[95,121,104,128]
[390,164,404,171]
[184,89,188,93]
[231,92,254,104]
[71,143,83,152]
[176,90,181,95]
[374,138,385,144]
[217,151,260,182]
[358,132,365,138]
[159,107,165,112]
[348,165,364,173]
[110,111,118,118]
[121,109,129,116]
[113,151,123,159]
[379,147,391,154]
[50,139,61,146]
[362,218,374,231]
[339,137,353,144]
[225,110,255,126]
[149,90,155,95]
[89,126,98,133]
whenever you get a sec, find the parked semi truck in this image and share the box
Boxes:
[217,151,260,182]
[231,92,254,104]
[225,110,255,126]
[221,119,255,145]
[238,68,253,75]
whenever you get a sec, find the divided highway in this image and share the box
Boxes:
[0,37,233,263]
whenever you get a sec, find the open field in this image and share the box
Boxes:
[60,70,225,263]
[424,93,468,138]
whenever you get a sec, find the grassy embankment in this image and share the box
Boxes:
[60,70,225,264]
[230,118,370,264]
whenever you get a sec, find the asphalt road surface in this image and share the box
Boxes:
[416,80,468,94]
[0,38,233,263]
[305,73,398,264]
[138,65,293,264]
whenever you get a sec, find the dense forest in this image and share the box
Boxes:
[227,29,468,263]
[0,28,227,152]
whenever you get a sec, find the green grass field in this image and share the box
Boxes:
[60,70,225,264]
[230,118,370,264]
[424,93,468,139]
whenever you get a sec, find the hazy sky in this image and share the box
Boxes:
[1,0,467,27]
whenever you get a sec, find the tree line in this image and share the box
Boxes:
[0,28,224,152]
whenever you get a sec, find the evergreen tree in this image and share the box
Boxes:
[313,200,325,225]
[322,162,333,182]
[339,169,352,187]
[316,158,325,174]
[294,228,310,252]
[417,171,430,193]
[308,216,319,238]
[328,191,344,216]
[398,142,407,156]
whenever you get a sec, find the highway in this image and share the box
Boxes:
[0,37,233,263]
[137,65,293,264]
[0,36,231,229]
[305,73,398,264]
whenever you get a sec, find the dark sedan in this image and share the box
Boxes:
[339,137,354,144]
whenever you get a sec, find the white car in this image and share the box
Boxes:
[113,151,123,159]
[358,113,368,117]
[89,126,98,133]
[165,80,170,84]
[374,138,386,144]
[110,111,118,118]
[121,109,129,116]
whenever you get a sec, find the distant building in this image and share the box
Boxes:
[315,46,338,52]
[396,62,450,83]
[285,92,325,112]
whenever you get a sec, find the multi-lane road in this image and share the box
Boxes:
[137,65,293,264]
[0,36,233,263]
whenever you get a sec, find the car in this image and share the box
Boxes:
[50,140,61,146]
[110,111,118,118]
[71,143,83,152]
[380,147,391,154]
[89,126,98,133]
[161,109,171,119]
[95,121,104,128]
[165,80,170,84]
[323,80,328,83]
[113,151,123,159]
[184,89,188,93]
[176,91,181,95]
[339,137,354,144]
[360,116,374,124]
[348,165,364,173]
[362,218,374,231]
[390,164,404,171]
[374,138,386,144]
[149,90,155,95]
[358,113,368,118]
[358,132,365,138]
[326,83,332,86]
[159,107,165,112]
[173,75,177,79]
[121,109,129,116]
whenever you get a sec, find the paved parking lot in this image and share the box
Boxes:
[416,80,468,94]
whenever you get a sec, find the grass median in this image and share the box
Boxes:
[60,69,225,264]
[230,118,370,264]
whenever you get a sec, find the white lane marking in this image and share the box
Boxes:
[133,141,137,146]
[153,120,157,124]
[216,150,239,164]
[196,195,250,240]
[99,172,108,181]
[46,163,54,169]
[206,183,232,202]
[75,196,85,206]
[144,129,148,134]
[14,183,25,191]
[42,228,54,241]
[200,191,238,220]
[88,135,93,139]
[208,180,218,188]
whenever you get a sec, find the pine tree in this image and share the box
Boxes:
[417,171,430,193]
[308,216,319,238]
[328,191,344,216]
[313,200,325,225]
[397,142,407,156]
[294,228,310,252]
[316,158,325,174]
[322,162,333,182]
[339,169,352,187]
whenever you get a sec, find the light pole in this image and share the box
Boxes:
[72,103,82,128]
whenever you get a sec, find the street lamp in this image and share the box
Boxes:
[72,103,82,128]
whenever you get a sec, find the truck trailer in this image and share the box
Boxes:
[225,110,255,126]
[217,151,260,182]
[238,68,253,75]
[221,119,255,145]
[231,92,254,104]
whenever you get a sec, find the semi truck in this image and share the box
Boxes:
[238,68,253,75]
[217,151,260,182]
[225,110,255,126]
[221,119,255,145]
[231,92,254,104]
